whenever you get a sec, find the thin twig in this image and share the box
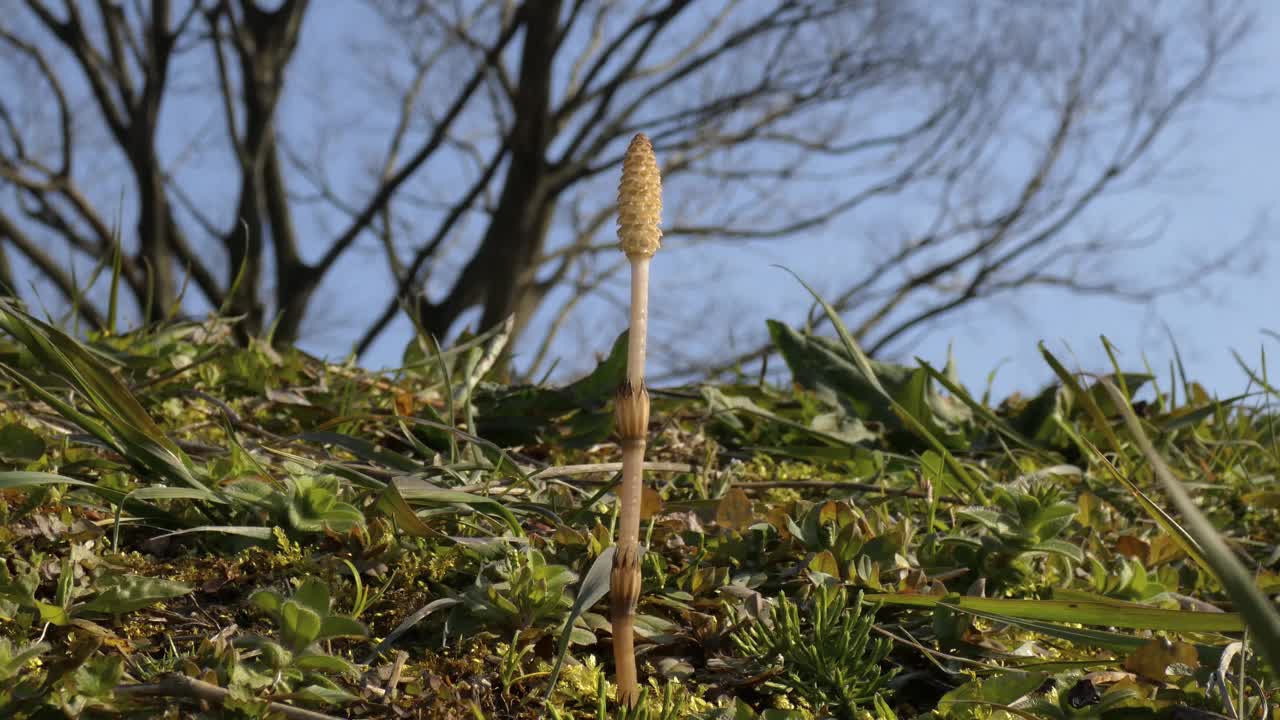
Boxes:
[384,650,408,702]
[530,462,962,502]
[871,625,1012,674]
[114,675,345,720]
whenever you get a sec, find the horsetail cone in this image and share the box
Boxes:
[611,133,661,708]
[617,133,663,259]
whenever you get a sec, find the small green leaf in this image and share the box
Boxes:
[80,575,192,616]
[35,600,71,626]
[71,655,125,697]
[1032,539,1085,563]
[0,640,49,682]
[544,546,615,700]
[280,600,323,651]
[250,589,284,616]
[294,578,331,616]
[0,424,45,462]
[937,671,1049,719]
[293,652,359,677]
[316,615,367,642]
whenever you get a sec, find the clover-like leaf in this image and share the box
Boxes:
[280,600,323,651]
[294,578,331,616]
[250,589,285,616]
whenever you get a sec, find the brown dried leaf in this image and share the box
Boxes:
[715,487,754,531]
[393,390,415,417]
[1124,637,1200,681]
[1115,534,1150,561]
[765,506,793,539]
[639,486,663,521]
[1083,670,1136,685]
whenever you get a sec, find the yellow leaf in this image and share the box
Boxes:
[1146,534,1185,566]
[1242,490,1280,509]
[809,550,840,577]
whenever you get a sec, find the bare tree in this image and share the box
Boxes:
[0,1,1257,377]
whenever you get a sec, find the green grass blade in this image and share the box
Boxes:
[385,478,522,536]
[1038,343,1122,453]
[1100,378,1280,674]
[955,605,1232,667]
[0,302,207,492]
[299,431,422,473]
[1081,439,1217,583]
[363,597,460,664]
[153,526,276,541]
[107,240,123,336]
[916,358,1039,451]
[780,267,984,502]
[0,471,100,491]
[544,545,615,700]
[865,593,1243,632]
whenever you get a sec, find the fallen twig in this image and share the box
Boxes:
[114,675,345,720]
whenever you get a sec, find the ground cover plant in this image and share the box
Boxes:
[0,287,1278,720]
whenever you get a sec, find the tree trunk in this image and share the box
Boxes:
[420,1,563,358]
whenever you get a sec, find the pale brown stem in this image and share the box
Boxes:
[617,435,646,550]
[612,132,659,709]
[612,381,649,708]
[610,535,642,707]
[626,257,650,387]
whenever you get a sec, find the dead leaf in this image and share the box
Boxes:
[639,486,663,520]
[1124,637,1200,681]
[265,387,311,406]
[1077,491,1102,529]
[1114,534,1150,561]
[765,506,793,539]
[715,488,753,531]
[818,500,840,526]
[1083,670,1136,685]
[393,390,414,417]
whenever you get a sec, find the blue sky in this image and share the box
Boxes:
[349,2,1280,401]
[602,2,1280,401]
[6,2,1277,403]
[904,3,1280,400]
